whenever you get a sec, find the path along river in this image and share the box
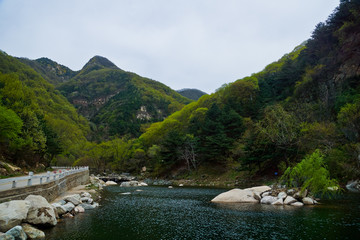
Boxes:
[44,186,360,240]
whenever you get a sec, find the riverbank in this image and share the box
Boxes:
[0,176,103,240]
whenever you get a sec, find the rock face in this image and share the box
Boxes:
[211,189,258,203]
[25,195,57,226]
[5,226,27,240]
[21,223,45,239]
[0,200,31,232]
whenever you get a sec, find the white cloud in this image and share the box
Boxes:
[0,0,340,93]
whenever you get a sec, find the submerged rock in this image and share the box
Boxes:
[21,223,45,239]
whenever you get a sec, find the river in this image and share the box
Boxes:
[44,186,360,239]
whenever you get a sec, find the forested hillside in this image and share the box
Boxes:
[55,56,192,139]
[112,0,360,183]
[0,51,89,168]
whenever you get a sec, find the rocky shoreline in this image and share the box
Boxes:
[0,177,103,240]
[211,185,319,206]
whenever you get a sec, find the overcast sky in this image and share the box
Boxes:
[0,0,340,93]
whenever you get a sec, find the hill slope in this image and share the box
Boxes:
[0,51,90,168]
[57,56,192,138]
[18,57,77,86]
[177,88,207,100]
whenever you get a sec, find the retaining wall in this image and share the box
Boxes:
[0,170,89,203]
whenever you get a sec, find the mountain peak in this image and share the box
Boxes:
[82,56,119,72]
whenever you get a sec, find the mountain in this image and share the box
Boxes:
[129,0,360,182]
[176,88,207,100]
[18,57,77,86]
[56,56,192,138]
[0,51,89,168]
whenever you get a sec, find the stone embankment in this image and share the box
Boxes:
[211,185,318,206]
[0,176,102,240]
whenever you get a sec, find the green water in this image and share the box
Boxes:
[45,186,360,240]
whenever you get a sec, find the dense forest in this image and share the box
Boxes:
[1,0,360,189]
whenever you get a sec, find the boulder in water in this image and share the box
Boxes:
[211,189,258,203]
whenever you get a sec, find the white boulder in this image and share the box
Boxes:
[105,181,117,186]
[244,186,271,193]
[260,196,278,204]
[74,206,85,213]
[272,198,284,205]
[211,189,258,203]
[302,197,314,205]
[277,192,287,200]
[64,194,82,206]
[0,200,31,232]
[284,196,297,205]
[51,203,67,216]
[62,202,75,213]
[25,195,57,226]
[138,182,148,187]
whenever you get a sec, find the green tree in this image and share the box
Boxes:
[281,149,340,196]
[0,105,23,142]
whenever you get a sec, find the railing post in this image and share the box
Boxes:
[40,177,43,184]
[47,171,50,182]
[12,180,16,188]
[27,172,33,186]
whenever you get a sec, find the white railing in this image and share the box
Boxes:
[0,166,89,191]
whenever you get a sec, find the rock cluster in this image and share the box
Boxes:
[211,186,318,206]
[0,191,99,239]
[120,180,148,187]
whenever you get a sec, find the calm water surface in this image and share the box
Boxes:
[45,186,360,240]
